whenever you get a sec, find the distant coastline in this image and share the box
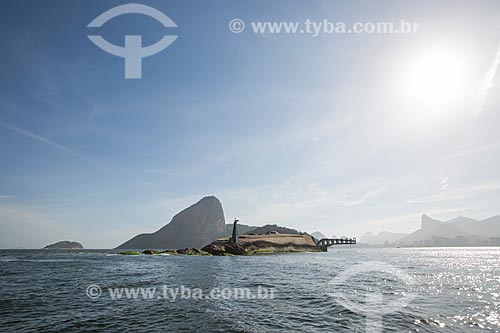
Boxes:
[360,214,500,247]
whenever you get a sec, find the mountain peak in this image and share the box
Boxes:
[116,196,226,249]
[421,214,443,230]
[199,195,219,202]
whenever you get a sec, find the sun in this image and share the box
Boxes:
[402,47,471,114]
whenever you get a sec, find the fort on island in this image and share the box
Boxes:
[120,219,356,256]
[201,219,356,255]
[117,196,356,256]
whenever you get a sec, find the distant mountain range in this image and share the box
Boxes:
[360,214,500,246]
[359,231,409,245]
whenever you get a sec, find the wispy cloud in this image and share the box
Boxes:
[408,181,500,204]
[0,121,102,167]
[475,43,500,116]
[441,142,500,161]
[440,177,449,191]
[0,195,13,201]
[336,187,385,207]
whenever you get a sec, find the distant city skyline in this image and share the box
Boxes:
[1,0,500,248]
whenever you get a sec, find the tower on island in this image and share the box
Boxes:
[231,218,239,243]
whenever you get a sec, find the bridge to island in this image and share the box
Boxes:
[317,237,356,247]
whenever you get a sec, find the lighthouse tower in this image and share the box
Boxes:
[231,219,239,243]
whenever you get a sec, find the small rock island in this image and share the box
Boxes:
[43,241,84,249]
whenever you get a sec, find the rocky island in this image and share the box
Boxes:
[44,241,84,249]
[202,233,323,255]
[116,196,355,256]
[120,231,324,256]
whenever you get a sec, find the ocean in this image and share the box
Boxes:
[0,247,499,332]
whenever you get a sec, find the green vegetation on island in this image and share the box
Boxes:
[44,241,84,249]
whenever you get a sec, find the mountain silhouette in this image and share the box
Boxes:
[398,214,468,245]
[362,214,500,246]
[116,196,226,249]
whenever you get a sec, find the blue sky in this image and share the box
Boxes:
[1,0,500,248]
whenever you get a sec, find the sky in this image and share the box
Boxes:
[1,0,500,248]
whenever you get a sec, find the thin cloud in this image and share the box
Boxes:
[441,142,500,161]
[337,187,385,207]
[0,121,102,167]
[440,177,449,191]
[475,43,500,116]
[408,181,500,204]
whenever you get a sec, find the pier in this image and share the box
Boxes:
[317,237,356,249]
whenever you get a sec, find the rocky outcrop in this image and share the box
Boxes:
[203,234,323,255]
[142,250,160,255]
[119,248,211,256]
[202,242,248,256]
[175,248,211,255]
[116,196,226,249]
[119,251,141,255]
[43,241,84,249]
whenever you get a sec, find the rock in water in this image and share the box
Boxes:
[202,234,322,255]
[142,250,160,255]
[176,248,212,256]
[202,242,247,256]
[116,196,226,249]
[44,241,84,249]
